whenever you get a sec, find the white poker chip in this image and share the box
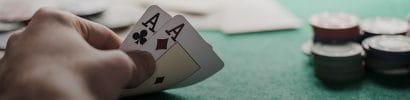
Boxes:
[368,35,410,52]
[57,0,111,16]
[0,0,56,22]
[301,40,313,56]
[309,12,359,29]
[88,0,144,28]
[311,42,363,57]
[361,35,380,50]
[360,17,410,35]
[0,22,24,32]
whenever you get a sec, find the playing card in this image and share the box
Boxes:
[122,43,200,96]
[122,15,188,96]
[166,15,223,88]
[120,5,172,52]
[133,16,185,60]
[121,15,223,96]
[220,0,301,34]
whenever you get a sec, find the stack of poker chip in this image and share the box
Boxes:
[304,12,410,84]
[362,35,410,76]
[311,42,365,83]
[306,12,365,83]
[309,12,361,43]
[360,17,409,39]
[360,17,410,79]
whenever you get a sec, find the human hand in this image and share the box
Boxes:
[0,8,155,100]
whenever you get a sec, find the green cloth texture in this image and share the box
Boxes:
[122,0,410,99]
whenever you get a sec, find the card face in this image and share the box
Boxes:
[122,43,200,96]
[168,15,224,88]
[136,15,187,60]
[122,15,191,95]
[120,5,172,52]
[121,14,224,96]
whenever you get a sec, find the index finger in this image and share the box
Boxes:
[73,17,122,50]
[30,8,123,50]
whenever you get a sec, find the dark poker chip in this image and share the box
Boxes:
[363,35,410,75]
[311,42,365,83]
[367,35,410,60]
[315,68,365,83]
[373,67,409,75]
[368,70,410,88]
[365,58,409,71]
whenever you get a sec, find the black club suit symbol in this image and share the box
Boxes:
[133,30,148,45]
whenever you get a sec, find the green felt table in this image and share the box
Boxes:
[122,0,410,99]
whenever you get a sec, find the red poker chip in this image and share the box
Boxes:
[312,25,360,38]
[310,12,360,42]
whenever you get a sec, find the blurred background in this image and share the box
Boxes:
[0,0,410,99]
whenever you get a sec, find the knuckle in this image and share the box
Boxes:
[32,8,60,19]
[5,32,22,48]
[8,33,20,41]
[31,8,73,24]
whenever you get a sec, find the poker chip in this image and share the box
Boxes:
[301,40,313,56]
[367,35,410,59]
[367,69,410,87]
[360,17,409,38]
[362,35,410,75]
[311,42,365,83]
[306,12,410,84]
[309,12,361,43]
[315,68,365,83]
[361,35,377,51]
[377,68,409,75]
[311,42,363,59]
[310,12,359,30]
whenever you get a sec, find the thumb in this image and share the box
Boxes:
[124,50,156,89]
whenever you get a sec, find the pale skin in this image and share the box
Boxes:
[0,8,155,100]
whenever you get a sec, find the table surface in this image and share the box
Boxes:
[3,0,410,99]
[122,0,410,99]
